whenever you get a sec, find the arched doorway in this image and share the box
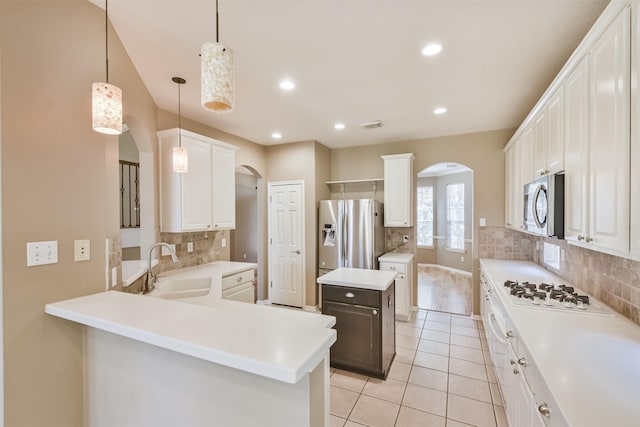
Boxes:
[416,162,474,315]
[230,165,266,300]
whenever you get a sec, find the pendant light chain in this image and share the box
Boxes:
[178,80,182,148]
[216,0,219,43]
[105,0,109,83]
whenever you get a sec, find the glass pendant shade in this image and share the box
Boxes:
[201,41,234,112]
[173,145,188,173]
[92,82,123,135]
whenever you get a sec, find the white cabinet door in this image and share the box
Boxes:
[505,137,525,230]
[521,125,535,183]
[588,7,630,253]
[563,58,590,244]
[379,259,412,321]
[211,144,236,229]
[631,1,640,258]
[532,110,547,177]
[181,137,214,231]
[382,153,414,227]
[546,89,564,175]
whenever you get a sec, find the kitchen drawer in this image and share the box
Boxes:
[222,268,254,291]
[379,262,406,274]
[322,285,380,308]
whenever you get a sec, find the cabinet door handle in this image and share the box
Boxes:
[373,309,378,315]
[538,404,550,417]
[517,357,528,367]
[389,266,396,270]
[345,292,355,298]
[506,331,514,338]
[388,295,391,308]
[291,249,301,254]
[577,235,585,241]
[236,276,242,282]
[586,237,593,243]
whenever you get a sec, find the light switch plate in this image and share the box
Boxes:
[27,241,58,266]
[74,239,90,261]
[221,238,227,248]
[479,218,487,227]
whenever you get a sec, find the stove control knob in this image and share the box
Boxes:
[506,331,514,339]
[517,357,528,367]
[538,403,551,417]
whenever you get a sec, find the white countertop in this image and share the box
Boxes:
[480,259,640,427]
[317,267,397,291]
[46,261,336,384]
[379,252,414,263]
[121,259,158,287]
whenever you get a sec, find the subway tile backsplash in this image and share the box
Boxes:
[479,227,640,325]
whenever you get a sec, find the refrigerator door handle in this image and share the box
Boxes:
[342,204,348,267]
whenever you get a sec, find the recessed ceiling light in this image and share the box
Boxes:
[271,132,282,139]
[422,43,443,56]
[433,107,447,115]
[334,123,345,130]
[279,80,295,90]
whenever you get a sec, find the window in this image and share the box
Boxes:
[447,183,464,250]
[417,186,434,246]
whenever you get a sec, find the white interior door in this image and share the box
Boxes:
[268,182,304,307]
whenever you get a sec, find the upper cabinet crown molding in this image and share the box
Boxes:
[158,128,238,233]
[504,0,632,152]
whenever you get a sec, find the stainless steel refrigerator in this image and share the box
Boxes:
[318,199,384,276]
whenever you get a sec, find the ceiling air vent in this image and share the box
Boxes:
[359,120,383,129]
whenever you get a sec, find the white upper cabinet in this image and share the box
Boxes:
[563,57,590,244]
[505,137,524,230]
[587,6,630,253]
[382,153,414,227]
[158,129,238,233]
[631,0,640,258]
[532,109,547,178]
[546,89,564,175]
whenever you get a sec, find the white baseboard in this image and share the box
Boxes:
[419,263,472,277]
[304,305,320,313]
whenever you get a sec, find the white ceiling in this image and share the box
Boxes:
[95,0,609,149]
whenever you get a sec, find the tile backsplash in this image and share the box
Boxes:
[385,227,415,254]
[479,227,640,325]
[156,229,230,273]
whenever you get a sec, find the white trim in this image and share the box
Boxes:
[445,247,466,254]
[419,263,472,277]
[304,305,320,313]
[417,245,435,249]
[471,314,483,321]
[267,180,306,308]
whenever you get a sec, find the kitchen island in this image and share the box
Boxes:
[45,263,336,427]
[317,268,396,379]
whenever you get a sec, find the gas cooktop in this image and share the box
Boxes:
[501,280,614,316]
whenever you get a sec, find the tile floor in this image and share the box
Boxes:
[330,310,507,427]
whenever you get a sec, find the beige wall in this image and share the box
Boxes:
[266,141,331,307]
[331,129,513,314]
[1,2,157,425]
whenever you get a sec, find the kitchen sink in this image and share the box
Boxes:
[152,277,212,300]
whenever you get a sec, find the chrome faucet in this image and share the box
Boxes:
[143,242,179,293]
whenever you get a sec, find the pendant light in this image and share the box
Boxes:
[92,0,123,135]
[201,0,234,112]
[172,77,188,173]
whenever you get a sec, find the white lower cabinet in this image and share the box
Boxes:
[379,253,414,321]
[221,267,256,303]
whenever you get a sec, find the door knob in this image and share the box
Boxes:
[291,249,301,254]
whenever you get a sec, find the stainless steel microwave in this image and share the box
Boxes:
[523,173,564,238]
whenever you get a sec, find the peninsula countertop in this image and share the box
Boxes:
[45,262,336,385]
[317,267,397,291]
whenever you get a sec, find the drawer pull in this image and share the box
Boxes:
[345,292,355,298]
[389,266,396,270]
[237,276,242,282]
[373,309,378,315]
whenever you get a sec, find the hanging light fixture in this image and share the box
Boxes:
[172,77,188,173]
[92,0,123,135]
[201,0,234,112]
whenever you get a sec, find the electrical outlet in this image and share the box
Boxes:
[479,218,486,227]
[74,239,90,261]
[221,238,227,248]
[187,242,194,253]
[26,241,58,266]
[161,244,176,256]
[461,256,465,262]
